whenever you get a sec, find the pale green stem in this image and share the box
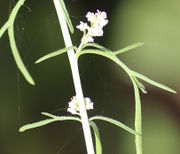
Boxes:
[130,76,142,154]
[52,0,95,154]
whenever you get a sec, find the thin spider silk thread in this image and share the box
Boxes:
[8,0,22,128]
[12,0,33,128]
[56,128,82,154]
[11,1,83,153]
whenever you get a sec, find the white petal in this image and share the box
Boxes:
[76,21,89,31]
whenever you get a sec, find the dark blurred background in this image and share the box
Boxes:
[0,0,180,154]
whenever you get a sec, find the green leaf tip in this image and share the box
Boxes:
[35,46,74,64]
[132,71,176,94]
[8,25,35,86]
[19,119,57,132]
[27,77,35,85]
[114,42,144,55]
[133,76,147,94]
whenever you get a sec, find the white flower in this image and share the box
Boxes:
[86,12,96,23]
[86,10,108,28]
[95,10,108,27]
[67,96,94,115]
[67,96,79,115]
[76,21,89,32]
[84,97,94,110]
[89,25,104,36]
[76,10,108,44]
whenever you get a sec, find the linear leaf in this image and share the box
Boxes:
[114,42,144,55]
[76,49,132,77]
[41,112,58,118]
[90,121,102,154]
[8,25,35,85]
[77,49,175,94]
[0,21,9,38]
[35,46,74,64]
[7,0,35,85]
[132,70,176,93]
[89,116,140,136]
[19,115,81,132]
[8,0,25,25]
[19,119,57,132]
[59,0,74,33]
[130,76,143,154]
[81,43,111,53]
[41,112,81,122]
[133,76,147,94]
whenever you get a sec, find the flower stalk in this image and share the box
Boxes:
[52,0,95,154]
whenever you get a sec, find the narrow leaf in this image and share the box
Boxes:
[7,0,35,85]
[8,0,25,25]
[114,42,144,55]
[133,76,147,94]
[90,121,102,154]
[59,0,74,33]
[130,76,143,154]
[132,70,176,93]
[0,21,9,38]
[8,25,35,85]
[41,112,81,122]
[89,116,140,136]
[76,49,132,77]
[41,112,57,118]
[81,43,111,53]
[19,115,81,132]
[35,46,74,64]
[19,119,57,132]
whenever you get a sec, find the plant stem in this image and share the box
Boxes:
[52,0,95,154]
[130,76,142,154]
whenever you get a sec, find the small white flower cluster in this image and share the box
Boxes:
[67,96,94,115]
[76,10,108,44]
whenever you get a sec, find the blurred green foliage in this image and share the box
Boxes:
[0,0,179,154]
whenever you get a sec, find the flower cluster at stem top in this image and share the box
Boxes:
[67,96,94,115]
[76,10,108,44]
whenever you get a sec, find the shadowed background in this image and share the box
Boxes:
[0,0,180,154]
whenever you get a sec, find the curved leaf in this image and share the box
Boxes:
[76,49,133,77]
[89,116,140,136]
[90,121,102,154]
[6,0,35,85]
[77,49,176,94]
[81,43,111,53]
[8,25,35,85]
